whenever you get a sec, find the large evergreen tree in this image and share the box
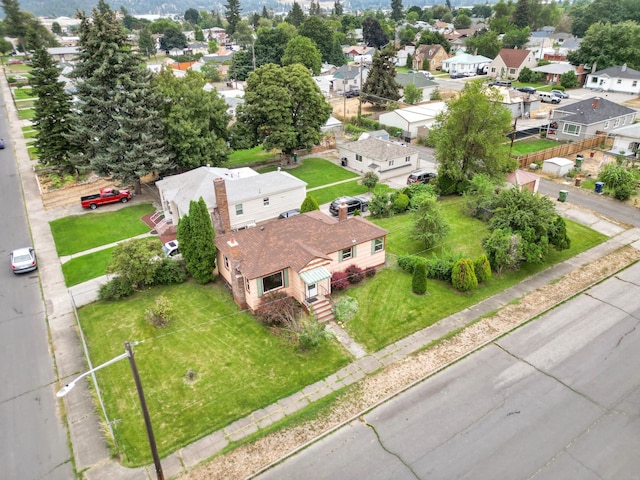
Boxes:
[391,0,404,21]
[177,198,217,284]
[362,47,401,108]
[286,2,306,27]
[68,0,174,193]
[233,63,332,156]
[224,0,241,35]
[362,16,389,48]
[154,69,231,172]
[30,45,76,172]
[431,80,516,194]
[137,26,156,57]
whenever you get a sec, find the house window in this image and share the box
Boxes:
[389,159,395,166]
[562,123,581,136]
[509,68,516,75]
[235,204,243,215]
[224,256,229,270]
[405,156,411,163]
[633,81,638,87]
[591,77,598,83]
[372,237,384,253]
[262,271,283,293]
[491,67,496,73]
[245,277,250,292]
[604,121,609,129]
[356,154,362,162]
[614,118,620,127]
[263,197,269,206]
[341,247,353,261]
[617,79,622,84]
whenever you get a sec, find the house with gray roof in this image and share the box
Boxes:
[156,166,307,233]
[333,64,370,93]
[608,123,640,158]
[378,102,447,140]
[395,72,438,102]
[337,137,419,180]
[585,64,640,95]
[548,97,637,141]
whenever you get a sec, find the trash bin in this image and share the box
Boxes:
[558,190,568,202]
[590,150,595,158]
[575,156,583,168]
[341,157,347,166]
[595,181,604,194]
[575,177,582,187]
[293,153,298,163]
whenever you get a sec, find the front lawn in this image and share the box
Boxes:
[50,203,155,256]
[347,208,607,351]
[17,108,35,120]
[284,158,359,188]
[13,87,34,99]
[510,138,561,156]
[79,281,350,465]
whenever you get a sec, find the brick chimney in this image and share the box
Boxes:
[227,237,239,258]
[338,202,348,222]
[592,97,600,110]
[214,177,231,234]
[225,237,246,309]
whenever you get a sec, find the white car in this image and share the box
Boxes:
[10,247,37,274]
[551,89,569,99]
[162,240,181,259]
[419,71,434,79]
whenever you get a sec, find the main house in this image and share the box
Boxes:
[584,64,640,95]
[412,44,449,71]
[338,137,420,180]
[215,209,388,313]
[156,166,307,233]
[548,97,637,141]
[488,49,537,80]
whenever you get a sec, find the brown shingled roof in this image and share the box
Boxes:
[215,212,388,279]
[497,48,533,68]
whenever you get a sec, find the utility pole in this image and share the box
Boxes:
[125,341,165,480]
[357,62,363,125]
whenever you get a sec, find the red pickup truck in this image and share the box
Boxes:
[81,188,132,210]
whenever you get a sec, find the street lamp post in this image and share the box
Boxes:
[57,341,165,480]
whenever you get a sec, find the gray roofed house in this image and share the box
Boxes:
[156,166,307,233]
[395,72,438,102]
[47,46,79,62]
[338,137,419,180]
[585,64,640,95]
[548,97,637,141]
[334,64,370,91]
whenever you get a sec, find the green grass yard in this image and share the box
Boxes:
[12,87,34,99]
[510,138,561,156]
[50,203,155,256]
[78,282,350,465]
[17,108,35,120]
[227,146,279,167]
[283,158,359,188]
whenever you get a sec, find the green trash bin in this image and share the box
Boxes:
[575,156,583,168]
[293,153,298,163]
[558,190,568,202]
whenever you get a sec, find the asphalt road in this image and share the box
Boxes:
[0,91,72,477]
[257,262,640,479]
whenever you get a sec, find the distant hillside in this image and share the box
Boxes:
[21,0,494,19]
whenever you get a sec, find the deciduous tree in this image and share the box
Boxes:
[403,83,422,104]
[411,193,450,249]
[431,80,515,194]
[567,20,640,71]
[362,16,389,49]
[282,35,322,75]
[234,63,332,156]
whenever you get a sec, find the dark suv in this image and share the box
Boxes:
[344,89,360,98]
[407,170,437,185]
[329,196,368,216]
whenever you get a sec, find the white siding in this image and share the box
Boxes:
[228,186,306,228]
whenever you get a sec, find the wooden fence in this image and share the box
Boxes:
[515,134,613,169]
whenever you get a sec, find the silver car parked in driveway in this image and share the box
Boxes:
[10,247,37,274]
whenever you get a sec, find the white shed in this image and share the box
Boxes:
[542,157,573,177]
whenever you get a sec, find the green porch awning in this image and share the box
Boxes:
[299,266,332,285]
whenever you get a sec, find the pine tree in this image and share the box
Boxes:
[225,0,241,35]
[333,0,343,16]
[391,0,404,21]
[412,260,427,295]
[30,45,76,172]
[362,47,401,108]
[138,26,156,57]
[286,2,306,27]
[300,194,319,212]
[68,0,174,193]
[309,0,322,16]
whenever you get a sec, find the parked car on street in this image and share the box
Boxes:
[329,196,368,216]
[550,89,569,99]
[0,138,5,149]
[488,80,512,88]
[516,86,537,94]
[344,89,360,98]
[10,247,37,274]
[449,72,465,79]
[539,92,561,104]
[407,170,437,185]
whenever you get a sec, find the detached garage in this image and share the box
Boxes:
[542,157,573,177]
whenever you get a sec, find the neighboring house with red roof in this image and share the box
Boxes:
[215,210,388,315]
[412,44,449,71]
[488,49,537,80]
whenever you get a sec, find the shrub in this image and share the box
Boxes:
[298,319,333,352]
[333,297,359,322]
[393,192,410,213]
[145,295,173,328]
[300,194,319,213]
[153,259,188,285]
[365,266,376,278]
[451,258,478,291]
[98,276,134,301]
[331,271,349,290]
[424,251,464,281]
[255,292,302,327]
[345,264,364,284]
[412,260,427,295]
[473,254,492,283]
[398,255,425,274]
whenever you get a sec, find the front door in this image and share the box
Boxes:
[306,283,318,299]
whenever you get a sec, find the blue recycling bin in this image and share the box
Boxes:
[595,182,604,194]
